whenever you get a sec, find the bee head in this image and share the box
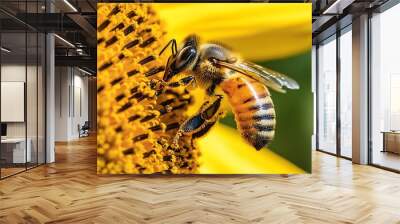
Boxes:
[163,35,199,82]
[163,46,197,82]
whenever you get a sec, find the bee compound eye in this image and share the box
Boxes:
[176,47,196,69]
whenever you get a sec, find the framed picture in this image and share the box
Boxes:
[97,3,312,174]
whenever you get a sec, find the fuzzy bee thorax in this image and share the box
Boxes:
[193,60,224,89]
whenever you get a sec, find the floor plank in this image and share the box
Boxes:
[0,135,399,224]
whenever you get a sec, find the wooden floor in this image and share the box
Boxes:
[1,136,400,224]
[373,151,400,171]
[0,167,26,178]
[1,163,42,178]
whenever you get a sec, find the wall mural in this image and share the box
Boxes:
[97,3,312,174]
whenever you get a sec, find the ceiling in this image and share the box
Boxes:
[312,0,391,43]
[0,0,96,74]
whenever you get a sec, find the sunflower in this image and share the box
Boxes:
[97,4,199,174]
[97,3,310,174]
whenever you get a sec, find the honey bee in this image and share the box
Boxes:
[159,35,299,150]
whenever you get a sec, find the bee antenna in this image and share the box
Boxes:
[159,39,177,56]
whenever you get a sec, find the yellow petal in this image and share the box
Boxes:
[153,3,311,61]
[197,123,304,174]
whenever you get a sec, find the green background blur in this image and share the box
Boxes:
[220,51,313,173]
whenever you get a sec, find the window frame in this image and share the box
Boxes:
[315,24,353,160]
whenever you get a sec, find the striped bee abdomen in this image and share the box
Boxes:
[221,75,275,150]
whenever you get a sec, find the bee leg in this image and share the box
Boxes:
[167,76,194,88]
[172,113,205,148]
[206,83,217,96]
[200,95,223,121]
[152,76,194,95]
[172,95,223,147]
[150,79,168,94]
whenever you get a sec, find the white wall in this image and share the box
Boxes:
[55,66,69,141]
[1,82,25,122]
[1,64,26,81]
[1,64,33,138]
[72,73,89,138]
[1,65,26,136]
[1,63,45,164]
[54,67,89,141]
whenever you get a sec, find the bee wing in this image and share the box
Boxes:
[215,60,299,93]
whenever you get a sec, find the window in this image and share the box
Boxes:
[316,25,353,159]
[0,0,47,179]
[370,3,400,171]
[317,35,337,154]
[339,27,352,158]
[390,75,400,130]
